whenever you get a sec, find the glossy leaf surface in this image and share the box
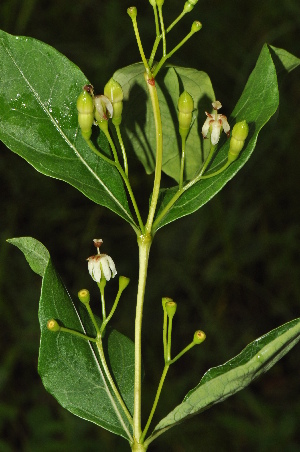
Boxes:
[8,237,134,440]
[0,30,136,229]
[152,45,300,232]
[151,317,300,440]
[113,63,214,182]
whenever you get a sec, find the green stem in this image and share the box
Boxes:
[115,124,128,176]
[98,279,107,323]
[130,14,151,75]
[85,303,101,336]
[133,234,152,443]
[200,159,230,179]
[102,127,120,165]
[148,10,186,68]
[179,136,186,190]
[96,338,133,426]
[84,137,116,166]
[140,364,170,442]
[167,316,173,362]
[152,28,197,78]
[144,74,163,234]
[152,143,217,231]
[163,308,168,362]
[103,128,145,234]
[158,5,166,56]
[100,286,123,336]
[169,341,195,364]
[59,326,97,343]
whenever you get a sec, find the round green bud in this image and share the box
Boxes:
[119,276,130,292]
[178,91,194,114]
[228,120,249,162]
[77,87,94,140]
[78,289,90,305]
[148,0,156,5]
[166,301,177,319]
[178,91,194,139]
[127,6,137,19]
[162,297,173,310]
[104,78,123,104]
[183,0,198,13]
[191,21,202,33]
[193,330,206,344]
[47,319,60,332]
[156,0,165,6]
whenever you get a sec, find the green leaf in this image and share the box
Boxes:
[152,44,300,232]
[150,317,300,441]
[113,63,214,182]
[9,237,134,440]
[7,237,49,276]
[0,30,136,229]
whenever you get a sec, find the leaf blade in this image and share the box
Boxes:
[0,30,136,228]
[151,317,300,438]
[153,44,300,232]
[10,236,134,440]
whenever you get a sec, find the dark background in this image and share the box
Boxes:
[1,0,300,451]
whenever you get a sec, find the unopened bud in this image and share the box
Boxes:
[156,0,165,6]
[78,289,90,305]
[178,91,194,139]
[191,21,202,33]
[47,319,61,332]
[193,330,206,344]
[119,276,130,292]
[184,0,198,13]
[166,301,177,319]
[77,86,94,140]
[127,6,137,19]
[228,120,249,163]
[162,297,173,311]
[104,78,124,126]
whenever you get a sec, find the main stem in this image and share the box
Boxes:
[133,234,152,444]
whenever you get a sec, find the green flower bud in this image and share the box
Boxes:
[228,120,249,163]
[193,330,206,344]
[78,289,90,305]
[156,0,165,6]
[119,276,130,292]
[191,21,202,33]
[47,319,61,332]
[148,0,156,5]
[184,0,198,13]
[178,91,194,140]
[127,6,137,19]
[104,78,124,126]
[166,300,177,319]
[162,297,173,311]
[77,85,94,140]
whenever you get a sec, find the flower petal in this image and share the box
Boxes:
[106,255,117,278]
[100,255,112,281]
[210,121,222,145]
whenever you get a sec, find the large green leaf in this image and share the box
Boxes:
[152,45,300,232]
[113,63,214,182]
[150,317,300,441]
[0,30,136,229]
[8,237,134,441]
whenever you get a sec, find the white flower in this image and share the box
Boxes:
[201,101,230,145]
[87,238,117,282]
[94,95,113,121]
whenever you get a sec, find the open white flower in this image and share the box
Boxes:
[87,239,117,282]
[202,101,230,145]
[94,95,113,121]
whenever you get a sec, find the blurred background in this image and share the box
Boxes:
[0,0,300,451]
